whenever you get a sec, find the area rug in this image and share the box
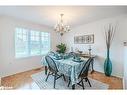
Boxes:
[31,71,109,90]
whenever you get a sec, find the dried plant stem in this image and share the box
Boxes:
[104,24,116,50]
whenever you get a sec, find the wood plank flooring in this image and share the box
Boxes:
[88,71,123,89]
[1,67,123,89]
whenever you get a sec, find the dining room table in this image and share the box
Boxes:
[41,55,89,89]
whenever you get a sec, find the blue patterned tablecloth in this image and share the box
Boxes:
[41,56,88,85]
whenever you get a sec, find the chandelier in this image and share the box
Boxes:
[54,14,70,36]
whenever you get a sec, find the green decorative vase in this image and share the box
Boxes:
[104,48,112,76]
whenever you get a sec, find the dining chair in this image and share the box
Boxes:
[48,51,56,56]
[45,55,66,88]
[68,57,93,89]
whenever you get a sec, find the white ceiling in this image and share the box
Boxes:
[0,6,127,28]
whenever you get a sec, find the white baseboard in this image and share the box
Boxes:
[123,77,125,89]
[1,65,42,78]
[0,77,1,86]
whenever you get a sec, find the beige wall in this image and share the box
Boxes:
[0,16,60,77]
[62,14,127,78]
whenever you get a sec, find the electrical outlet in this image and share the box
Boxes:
[124,41,127,46]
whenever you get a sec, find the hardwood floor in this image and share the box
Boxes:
[1,67,123,89]
[1,67,44,89]
[88,71,123,89]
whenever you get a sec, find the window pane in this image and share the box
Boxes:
[30,30,40,55]
[41,32,50,54]
[15,28,28,58]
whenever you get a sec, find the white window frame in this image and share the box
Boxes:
[15,27,50,58]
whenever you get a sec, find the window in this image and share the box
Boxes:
[30,30,40,55]
[15,27,50,58]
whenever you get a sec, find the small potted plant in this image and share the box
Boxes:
[56,43,66,54]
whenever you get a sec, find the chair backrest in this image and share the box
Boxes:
[78,57,93,78]
[45,55,58,73]
[48,51,56,56]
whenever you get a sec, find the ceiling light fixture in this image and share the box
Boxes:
[54,14,70,36]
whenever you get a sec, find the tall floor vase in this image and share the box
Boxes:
[104,49,112,76]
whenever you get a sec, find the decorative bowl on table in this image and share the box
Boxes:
[72,57,83,62]
[77,50,83,54]
[63,53,70,59]
[54,57,62,60]
[54,53,62,60]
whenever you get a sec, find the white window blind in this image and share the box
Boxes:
[15,27,50,58]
